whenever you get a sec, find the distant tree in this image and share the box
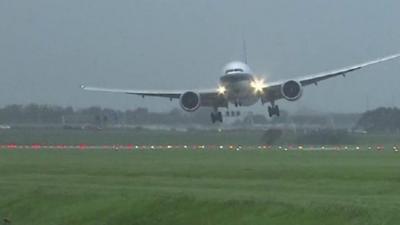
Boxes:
[296,129,354,145]
[261,129,283,145]
[0,104,23,123]
[252,114,268,124]
[24,104,41,122]
[270,110,289,123]
[355,107,400,133]
[79,106,102,116]
[190,108,212,125]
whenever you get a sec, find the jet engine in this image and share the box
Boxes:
[281,80,303,101]
[179,91,201,112]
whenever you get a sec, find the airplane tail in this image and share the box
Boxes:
[242,37,248,64]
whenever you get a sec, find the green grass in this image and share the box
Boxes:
[1,149,400,225]
[1,128,400,146]
[0,128,263,145]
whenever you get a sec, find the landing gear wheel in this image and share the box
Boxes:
[268,105,280,117]
[211,111,223,123]
[275,105,280,117]
[268,106,273,117]
[217,112,223,123]
[211,113,216,124]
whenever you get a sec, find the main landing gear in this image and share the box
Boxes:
[211,109,242,123]
[268,104,280,117]
[226,111,241,117]
[211,111,223,123]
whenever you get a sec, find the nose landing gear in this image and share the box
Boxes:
[268,105,280,117]
[211,111,223,123]
[234,100,242,107]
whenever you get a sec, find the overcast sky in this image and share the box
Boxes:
[1,0,399,113]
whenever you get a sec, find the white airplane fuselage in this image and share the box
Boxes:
[219,61,259,106]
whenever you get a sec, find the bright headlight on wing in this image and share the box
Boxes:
[217,85,226,95]
[250,78,266,94]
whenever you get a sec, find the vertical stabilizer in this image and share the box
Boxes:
[242,38,248,64]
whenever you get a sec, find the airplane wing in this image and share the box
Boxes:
[298,53,400,86]
[80,85,181,99]
[262,53,400,102]
[80,85,228,107]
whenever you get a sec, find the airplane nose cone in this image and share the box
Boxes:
[222,61,252,75]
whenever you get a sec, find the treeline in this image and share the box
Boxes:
[1,104,399,132]
[0,104,212,125]
[356,107,400,133]
[261,129,355,145]
[0,104,74,124]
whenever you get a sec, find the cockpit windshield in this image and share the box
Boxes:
[225,68,244,74]
[220,74,252,83]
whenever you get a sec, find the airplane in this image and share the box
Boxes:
[81,53,400,123]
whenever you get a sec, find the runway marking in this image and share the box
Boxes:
[0,144,398,151]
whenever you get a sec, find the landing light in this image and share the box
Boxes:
[250,78,266,94]
[217,85,226,95]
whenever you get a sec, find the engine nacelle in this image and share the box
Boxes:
[281,80,303,101]
[179,91,201,112]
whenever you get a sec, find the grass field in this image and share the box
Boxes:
[1,149,400,225]
[0,128,399,146]
[0,128,263,145]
